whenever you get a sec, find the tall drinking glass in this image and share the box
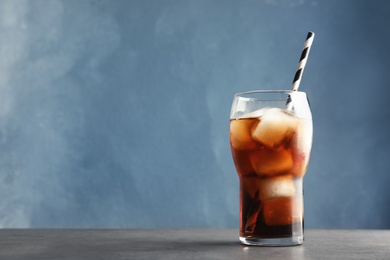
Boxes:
[229,90,313,246]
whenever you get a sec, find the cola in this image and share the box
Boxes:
[230,106,312,244]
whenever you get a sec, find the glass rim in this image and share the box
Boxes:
[234,90,307,98]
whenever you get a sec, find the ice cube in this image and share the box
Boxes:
[290,150,308,178]
[230,119,258,150]
[250,147,293,176]
[289,118,312,177]
[262,197,303,226]
[251,108,298,149]
[232,150,255,177]
[295,118,313,155]
[259,175,296,201]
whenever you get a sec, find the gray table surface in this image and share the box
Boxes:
[0,229,389,259]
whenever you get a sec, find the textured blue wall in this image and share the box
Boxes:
[0,0,389,228]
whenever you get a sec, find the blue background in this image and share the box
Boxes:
[0,0,389,228]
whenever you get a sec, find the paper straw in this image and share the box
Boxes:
[286,32,315,111]
[291,32,315,91]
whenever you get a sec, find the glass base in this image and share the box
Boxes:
[240,235,303,246]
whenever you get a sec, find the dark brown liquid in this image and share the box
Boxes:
[239,175,303,238]
[230,115,311,239]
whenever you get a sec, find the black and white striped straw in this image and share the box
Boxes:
[291,31,315,91]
